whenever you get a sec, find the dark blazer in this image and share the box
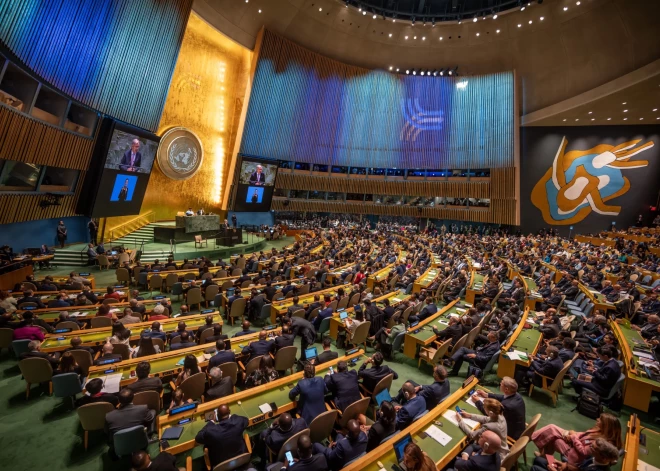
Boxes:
[249,171,266,184]
[209,350,236,369]
[558,348,576,363]
[170,341,197,351]
[590,358,621,395]
[475,341,500,368]
[148,452,180,471]
[317,350,339,365]
[75,393,119,408]
[119,150,142,171]
[434,323,464,346]
[17,296,46,308]
[395,395,426,429]
[419,380,450,410]
[195,415,249,468]
[289,376,328,425]
[366,419,396,452]
[291,453,329,471]
[531,356,564,380]
[105,404,156,441]
[242,339,274,362]
[205,377,234,401]
[65,345,95,356]
[320,431,368,471]
[455,451,501,471]
[274,334,295,351]
[232,329,256,338]
[325,370,361,411]
[262,417,308,454]
[417,303,438,321]
[126,377,163,394]
[358,363,399,392]
[477,392,526,439]
[48,299,73,308]
[290,317,316,344]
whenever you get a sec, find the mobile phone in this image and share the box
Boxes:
[285,451,294,466]
[160,439,170,450]
[455,406,462,413]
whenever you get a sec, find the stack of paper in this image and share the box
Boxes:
[259,403,272,414]
[426,425,452,446]
[634,350,655,360]
[84,373,123,394]
[442,410,479,429]
[638,460,660,471]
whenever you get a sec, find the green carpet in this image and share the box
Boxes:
[4,252,658,470]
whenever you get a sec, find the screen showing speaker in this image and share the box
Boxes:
[88,121,160,217]
[233,157,279,212]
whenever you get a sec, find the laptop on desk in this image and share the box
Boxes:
[375,388,392,406]
[393,433,413,470]
[339,311,349,321]
[305,347,318,360]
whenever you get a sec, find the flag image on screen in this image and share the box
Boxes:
[110,174,138,202]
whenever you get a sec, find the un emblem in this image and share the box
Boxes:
[157,127,204,180]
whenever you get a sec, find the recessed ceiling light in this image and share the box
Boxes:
[640,118,644,120]
[496,29,500,33]
[359,7,362,11]
[623,109,628,112]
[363,11,366,15]
[564,6,568,11]
[373,14,377,19]
[563,119,567,122]
[624,118,628,120]
[607,118,611,121]
[529,20,533,24]
[439,36,443,40]
[319,7,322,11]
[588,111,592,114]
[591,118,595,121]
[521,6,526,11]
[405,36,409,39]
[422,36,426,40]
[389,33,392,37]
[493,14,498,19]
[396,68,400,72]
[245,0,248,2]
[622,102,627,105]
[258,9,262,13]
[414,36,417,39]
[476,33,480,36]
[575,119,579,121]
[653,108,658,111]
[576,1,581,5]
[518,24,522,27]
[657,117,660,120]
[540,16,544,20]
[473,17,478,22]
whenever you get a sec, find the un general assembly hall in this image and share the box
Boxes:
[1,1,660,471]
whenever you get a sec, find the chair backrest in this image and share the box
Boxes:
[187,288,203,306]
[259,303,272,321]
[328,300,338,311]
[548,358,576,393]
[501,436,530,471]
[483,351,500,375]
[241,280,252,289]
[11,339,31,357]
[52,372,83,398]
[18,357,53,384]
[205,285,220,302]
[231,268,242,276]
[112,343,131,360]
[165,273,178,287]
[113,425,149,457]
[213,452,253,471]
[195,235,202,243]
[23,282,38,292]
[351,321,371,346]
[401,306,413,324]
[604,373,626,401]
[133,390,161,412]
[199,327,216,344]
[219,362,238,386]
[276,428,310,462]
[0,328,14,349]
[172,282,184,296]
[118,253,130,265]
[116,267,130,283]
[433,339,453,362]
[573,292,585,305]
[309,410,338,444]
[337,297,349,310]
[338,397,371,428]
[179,372,207,401]
[291,309,305,319]
[519,413,542,442]
[230,297,247,319]
[372,373,394,398]
[244,355,263,377]
[391,332,406,352]
[307,307,320,323]
[274,346,298,371]
[216,269,228,278]
[318,316,331,336]
[448,334,468,356]
[69,349,94,375]
[348,292,360,306]
[91,316,112,328]
[55,321,80,331]
[77,402,115,431]
[464,325,482,349]
[150,274,163,290]
[102,298,119,305]
[98,255,110,267]
[221,280,234,290]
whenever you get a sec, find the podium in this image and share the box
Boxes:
[154,215,222,244]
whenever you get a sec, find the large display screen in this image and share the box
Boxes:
[233,157,279,212]
[89,122,159,217]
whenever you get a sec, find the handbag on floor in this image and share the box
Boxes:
[574,389,602,419]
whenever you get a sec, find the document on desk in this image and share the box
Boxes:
[441,410,479,429]
[465,395,479,407]
[505,351,521,361]
[637,460,660,471]
[425,424,452,446]
[101,373,122,393]
[259,403,273,414]
[634,350,655,360]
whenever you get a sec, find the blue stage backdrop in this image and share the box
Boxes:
[0,0,192,132]
[240,30,514,170]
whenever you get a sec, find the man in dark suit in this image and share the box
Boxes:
[432,316,464,346]
[446,331,500,376]
[94,342,123,366]
[248,289,266,321]
[409,297,438,323]
[48,293,73,308]
[140,322,167,343]
[209,340,236,369]
[313,419,367,471]
[274,325,295,351]
[305,294,323,319]
[258,412,307,463]
[118,179,130,201]
[571,345,620,397]
[195,315,221,341]
[454,430,502,471]
[204,325,227,344]
[312,303,334,330]
[232,320,256,338]
[316,337,339,365]
[195,404,249,469]
[394,382,426,430]
[473,376,526,439]
[131,450,180,471]
[65,336,95,356]
[105,389,156,446]
[75,378,119,408]
[20,340,60,368]
[206,367,234,401]
[325,360,361,411]
[358,352,398,392]
[263,282,277,302]
[288,435,329,471]
[241,330,275,362]
[126,361,163,394]
[249,165,266,185]
[119,139,142,172]
[287,296,304,318]
[416,365,451,410]
[288,316,316,360]
[16,289,45,308]
[170,331,197,350]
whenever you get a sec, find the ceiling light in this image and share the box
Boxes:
[406,69,410,74]
[359,7,362,11]
[622,102,627,104]
[396,68,400,72]
[389,33,392,37]
[414,36,417,39]
[373,14,377,19]
[476,33,480,36]
[640,118,644,120]
[588,111,592,114]
[258,9,262,13]
[607,118,611,121]
[458,20,462,24]
[393,18,396,22]
[518,24,522,27]
[319,7,322,11]
[496,29,500,33]
[439,36,443,40]
[521,6,526,11]
[363,11,366,15]
[529,20,533,24]
[653,108,658,111]
[564,7,568,11]
[540,16,544,20]
[591,118,595,121]
[422,36,426,40]
[412,70,417,75]
[420,71,425,76]
[576,1,581,4]
[473,17,478,22]
[624,117,628,120]
[657,117,660,120]
[448,70,452,76]
[405,36,409,39]
[245,0,248,2]
[493,14,498,19]
[389,66,393,70]
[563,119,567,122]
[624,109,628,112]
[575,119,579,121]
[440,70,444,76]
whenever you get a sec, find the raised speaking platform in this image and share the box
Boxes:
[153,215,242,246]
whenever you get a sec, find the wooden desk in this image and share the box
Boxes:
[621,414,660,471]
[403,299,460,359]
[497,309,542,378]
[270,284,351,324]
[0,264,34,290]
[413,266,441,293]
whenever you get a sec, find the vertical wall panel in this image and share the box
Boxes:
[0,0,193,131]
[241,30,514,169]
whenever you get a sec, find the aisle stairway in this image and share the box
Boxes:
[52,247,88,267]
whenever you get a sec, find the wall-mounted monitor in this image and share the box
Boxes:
[232,156,280,212]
